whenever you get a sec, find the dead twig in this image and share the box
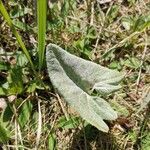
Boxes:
[35,98,42,149]
[56,93,69,121]
[136,32,148,93]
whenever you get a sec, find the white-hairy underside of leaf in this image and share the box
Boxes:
[46,44,124,132]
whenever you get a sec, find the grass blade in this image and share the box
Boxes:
[0,0,35,71]
[0,120,11,143]
[37,0,47,70]
[0,0,35,70]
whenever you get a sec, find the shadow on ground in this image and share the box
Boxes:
[69,125,122,150]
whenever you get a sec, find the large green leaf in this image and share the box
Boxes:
[46,44,123,132]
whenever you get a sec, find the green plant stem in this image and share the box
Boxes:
[37,0,47,71]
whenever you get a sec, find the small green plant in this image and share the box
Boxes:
[0,0,123,133]
[5,1,150,149]
[46,44,123,132]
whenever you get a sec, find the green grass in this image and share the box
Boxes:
[0,0,150,149]
[0,0,34,71]
[37,0,47,71]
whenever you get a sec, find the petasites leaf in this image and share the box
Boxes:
[46,44,123,132]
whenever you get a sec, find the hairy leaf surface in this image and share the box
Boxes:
[46,44,123,132]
